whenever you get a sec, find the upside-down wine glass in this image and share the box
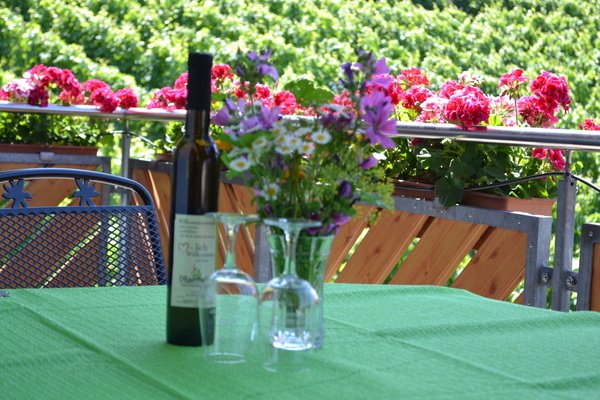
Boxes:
[259,218,321,372]
[199,212,260,364]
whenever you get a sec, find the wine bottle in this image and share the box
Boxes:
[166,52,220,346]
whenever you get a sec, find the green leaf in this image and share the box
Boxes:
[434,176,464,207]
[283,79,334,107]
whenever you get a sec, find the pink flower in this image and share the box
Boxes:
[83,79,110,95]
[0,79,34,100]
[173,73,188,90]
[517,96,559,127]
[415,96,447,123]
[398,67,429,88]
[254,84,272,100]
[27,86,49,107]
[580,119,600,131]
[273,91,298,114]
[499,68,529,99]
[212,64,234,80]
[401,86,436,112]
[90,87,119,113]
[439,80,466,98]
[530,71,571,111]
[443,86,490,128]
[532,148,565,170]
[499,68,529,88]
[115,88,139,109]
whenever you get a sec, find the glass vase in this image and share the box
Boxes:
[266,233,334,350]
[259,218,322,372]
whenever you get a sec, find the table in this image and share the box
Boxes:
[1,284,600,399]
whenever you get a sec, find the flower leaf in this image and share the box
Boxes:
[284,79,334,108]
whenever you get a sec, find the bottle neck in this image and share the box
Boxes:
[184,109,211,139]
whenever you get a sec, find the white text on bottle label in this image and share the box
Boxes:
[170,214,217,308]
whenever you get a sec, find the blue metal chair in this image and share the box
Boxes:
[0,168,166,288]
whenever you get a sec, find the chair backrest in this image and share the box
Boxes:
[0,168,167,288]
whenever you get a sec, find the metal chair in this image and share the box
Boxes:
[0,168,166,288]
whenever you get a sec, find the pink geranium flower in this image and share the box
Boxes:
[401,86,436,113]
[530,71,571,111]
[517,96,559,127]
[115,88,139,109]
[579,119,600,131]
[532,148,565,170]
[443,86,491,128]
[397,67,429,88]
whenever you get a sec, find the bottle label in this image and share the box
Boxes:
[170,214,217,308]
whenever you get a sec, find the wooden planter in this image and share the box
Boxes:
[394,180,556,216]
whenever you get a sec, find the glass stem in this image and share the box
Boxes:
[282,227,300,278]
[223,223,239,270]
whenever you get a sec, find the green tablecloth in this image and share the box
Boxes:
[1,284,600,399]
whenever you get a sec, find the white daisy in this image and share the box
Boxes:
[285,135,302,150]
[275,144,294,155]
[229,156,252,172]
[312,130,331,144]
[262,183,279,200]
[271,120,288,136]
[252,136,269,150]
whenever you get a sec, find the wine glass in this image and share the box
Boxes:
[199,212,260,364]
[259,218,321,372]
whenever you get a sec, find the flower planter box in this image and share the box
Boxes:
[394,180,555,216]
[0,143,99,156]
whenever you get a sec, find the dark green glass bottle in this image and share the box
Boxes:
[166,53,220,346]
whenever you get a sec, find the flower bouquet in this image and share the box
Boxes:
[212,50,394,236]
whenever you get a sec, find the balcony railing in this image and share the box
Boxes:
[2,101,600,311]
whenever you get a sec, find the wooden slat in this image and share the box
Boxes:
[388,218,488,286]
[132,167,171,260]
[590,242,600,312]
[451,227,528,300]
[325,204,376,281]
[336,209,429,284]
[0,163,40,172]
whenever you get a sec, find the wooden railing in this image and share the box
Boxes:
[130,158,568,311]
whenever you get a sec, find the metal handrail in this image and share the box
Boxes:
[2,101,600,151]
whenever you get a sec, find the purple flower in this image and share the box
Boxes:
[257,64,279,81]
[341,62,356,83]
[241,115,261,133]
[337,180,353,198]
[359,156,378,170]
[259,105,282,128]
[247,49,273,62]
[212,106,231,126]
[320,111,352,131]
[262,204,274,217]
[361,91,397,148]
[373,57,390,75]
[235,65,246,77]
[331,211,350,227]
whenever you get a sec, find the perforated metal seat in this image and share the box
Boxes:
[0,168,166,288]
